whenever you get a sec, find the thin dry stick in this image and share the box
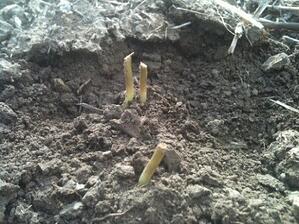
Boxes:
[76,102,102,113]
[253,0,271,18]
[267,5,299,12]
[171,5,208,16]
[270,99,299,114]
[215,6,235,36]
[214,0,264,29]
[133,0,149,11]
[92,207,133,223]
[77,78,91,95]
[170,21,192,30]
[259,18,299,30]
[282,35,299,45]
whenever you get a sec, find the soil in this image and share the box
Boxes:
[1,1,299,224]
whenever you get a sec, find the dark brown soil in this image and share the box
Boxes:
[1,24,299,224]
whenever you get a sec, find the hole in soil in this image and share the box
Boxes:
[14,26,297,151]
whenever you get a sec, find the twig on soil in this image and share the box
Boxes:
[215,6,235,35]
[79,96,83,113]
[170,21,192,30]
[77,78,91,95]
[171,5,208,16]
[258,18,299,31]
[214,0,264,29]
[145,23,166,40]
[76,103,102,113]
[91,207,133,223]
[267,5,299,14]
[134,0,149,11]
[268,38,290,51]
[253,0,271,18]
[269,99,299,114]
[282,35,299,45]
[103,0,128,6]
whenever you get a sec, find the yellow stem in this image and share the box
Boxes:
[123,52,135,105]
[139,62,148,106]
[138,143,167,186]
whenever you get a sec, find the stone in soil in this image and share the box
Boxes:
[164,148,182,173]
[59,201,84,220]
[261,53,290,72]
[37,158,63,176]
[186,184,211,200]
[289,192,299,221]
[262,130,299,188]
[0,59,21,83]
[111,109,142,138]
[82,181,105,207]
[0,180,19,223]
[256,174,285,192]
[0,102,17,125]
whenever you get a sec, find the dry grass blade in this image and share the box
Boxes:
[214,0,264,29]
[270,99,299,114]
[253,0,271,18]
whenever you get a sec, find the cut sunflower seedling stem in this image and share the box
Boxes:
[123,52,135,106]
[139,62,148,106]
[138,143,167,187]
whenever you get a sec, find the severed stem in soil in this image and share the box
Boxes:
[139,62,148,106]
[123,52,135,106]
[138,143,167,186]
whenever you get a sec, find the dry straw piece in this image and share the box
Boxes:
[138,143,167,187]
[123,52,135,105]
[139,62,148,105]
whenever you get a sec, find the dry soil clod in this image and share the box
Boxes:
[138,143,167,187]
[139,62,148,106]
[123,52,135,106]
